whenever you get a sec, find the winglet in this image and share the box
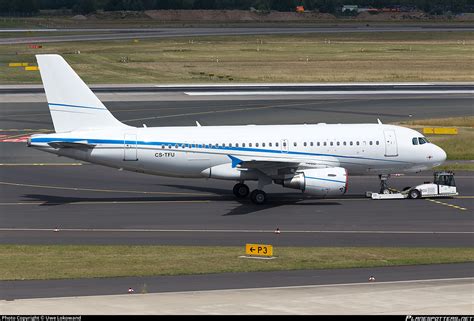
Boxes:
[228,155,243,168]
[196,121,201,127]
[377,118,383,124]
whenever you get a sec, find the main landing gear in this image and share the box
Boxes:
[232,182,267,205]
[250,189,267,205]
[233,183,249,198]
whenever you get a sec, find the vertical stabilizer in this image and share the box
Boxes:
[36,54,128,133]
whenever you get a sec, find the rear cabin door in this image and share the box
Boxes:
[383,130,398,157]
[123,133,138,161]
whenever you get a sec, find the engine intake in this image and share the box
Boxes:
[282,167,348,196]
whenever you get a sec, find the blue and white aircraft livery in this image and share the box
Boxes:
[28,55,447,204]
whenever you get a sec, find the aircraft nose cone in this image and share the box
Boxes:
[433,145,447,164]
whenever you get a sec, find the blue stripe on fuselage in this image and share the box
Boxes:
[30,137,409,164]
[49,103,106,111]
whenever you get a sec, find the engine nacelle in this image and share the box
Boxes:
[282,167,348,196]
[201,163,258,180]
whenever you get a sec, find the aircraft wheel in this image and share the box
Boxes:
[250,190,267,205]
[233,183,249,198]
[408,189,421,199]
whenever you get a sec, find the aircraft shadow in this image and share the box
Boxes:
[22,193,341,216]
[160,184,231,196]
[160,184,342,216]
[21,194,230,206]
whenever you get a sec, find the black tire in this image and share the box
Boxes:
[233,183,249,198]
[250,190,267,205]
[409,189,421,199]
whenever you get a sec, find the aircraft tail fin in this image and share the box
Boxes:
[36,54,128,133]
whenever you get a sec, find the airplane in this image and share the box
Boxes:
[28,54,447,204]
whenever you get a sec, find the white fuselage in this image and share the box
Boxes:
[29,123,447,180]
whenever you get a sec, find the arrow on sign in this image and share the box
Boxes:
[250,247,255,253]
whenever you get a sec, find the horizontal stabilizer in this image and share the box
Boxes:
[48,141,96,149]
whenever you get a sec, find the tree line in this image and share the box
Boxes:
[1,0,472,15]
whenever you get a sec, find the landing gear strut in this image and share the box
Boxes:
[233,182,249,198]
[379,174,391,194]
[248,172,272,205]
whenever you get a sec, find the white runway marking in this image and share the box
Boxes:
[0,228,472,234]
[157,277,474,294]
[186,90,474,96]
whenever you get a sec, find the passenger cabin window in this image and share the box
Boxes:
[376,141,379,145]
[310,142,313,147]
[294,142,297,147]
[412,137,418,145]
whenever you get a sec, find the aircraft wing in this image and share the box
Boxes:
[228,155,338,177]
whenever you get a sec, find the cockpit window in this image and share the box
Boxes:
[418,137,427,145]
[412,137,418,145]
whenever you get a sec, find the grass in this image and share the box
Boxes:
[399,116,474,128]
[1,31,473,84]
[0,245,473,281]
[396,116,474,161]
[434,163,474,171]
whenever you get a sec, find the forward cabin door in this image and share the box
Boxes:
[123,133,138,161]
[383,130,398,157]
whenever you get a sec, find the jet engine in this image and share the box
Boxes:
[201,163,258,180]
[281,167,347,196]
